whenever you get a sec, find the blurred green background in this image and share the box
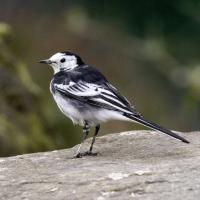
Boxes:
[0,0,199,156]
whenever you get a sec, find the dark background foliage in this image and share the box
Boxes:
[0,0,199,156]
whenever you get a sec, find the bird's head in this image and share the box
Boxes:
[39,52,84,73]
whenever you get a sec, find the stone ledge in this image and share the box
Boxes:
[0,130,199,200]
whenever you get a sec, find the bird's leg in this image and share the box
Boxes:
[87,124,100,155]
[73,122,90,158]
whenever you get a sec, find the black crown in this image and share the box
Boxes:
[61,51,85,65]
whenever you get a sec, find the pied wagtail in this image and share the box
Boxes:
[39,52,189,158]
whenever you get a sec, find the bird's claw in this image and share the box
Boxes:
[73,151,98,158]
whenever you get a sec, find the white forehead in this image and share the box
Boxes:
[50,52,76,61]
[50,52,64,60]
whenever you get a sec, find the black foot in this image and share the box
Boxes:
[73,151,98,158]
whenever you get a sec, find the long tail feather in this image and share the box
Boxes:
[123,113,189,143]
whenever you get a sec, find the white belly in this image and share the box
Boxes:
[52,92,83,125]
[52,92,131,126]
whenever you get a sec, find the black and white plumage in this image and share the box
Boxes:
[39,52,189,158]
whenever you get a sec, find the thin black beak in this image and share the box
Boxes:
[38,59,52,64]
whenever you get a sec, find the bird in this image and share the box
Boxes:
[39,51,189,158]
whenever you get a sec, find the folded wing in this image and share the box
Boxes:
[53,81,138,115]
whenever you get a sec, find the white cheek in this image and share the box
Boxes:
[51,64,60,74]
[62,60,78,70]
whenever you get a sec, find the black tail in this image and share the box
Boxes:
[124,113,189,144]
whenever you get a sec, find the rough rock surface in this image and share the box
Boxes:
[0,130,199,200]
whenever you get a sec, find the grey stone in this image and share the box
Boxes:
[0,130,199,200]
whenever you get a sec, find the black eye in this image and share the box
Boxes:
[60,58,66,63]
